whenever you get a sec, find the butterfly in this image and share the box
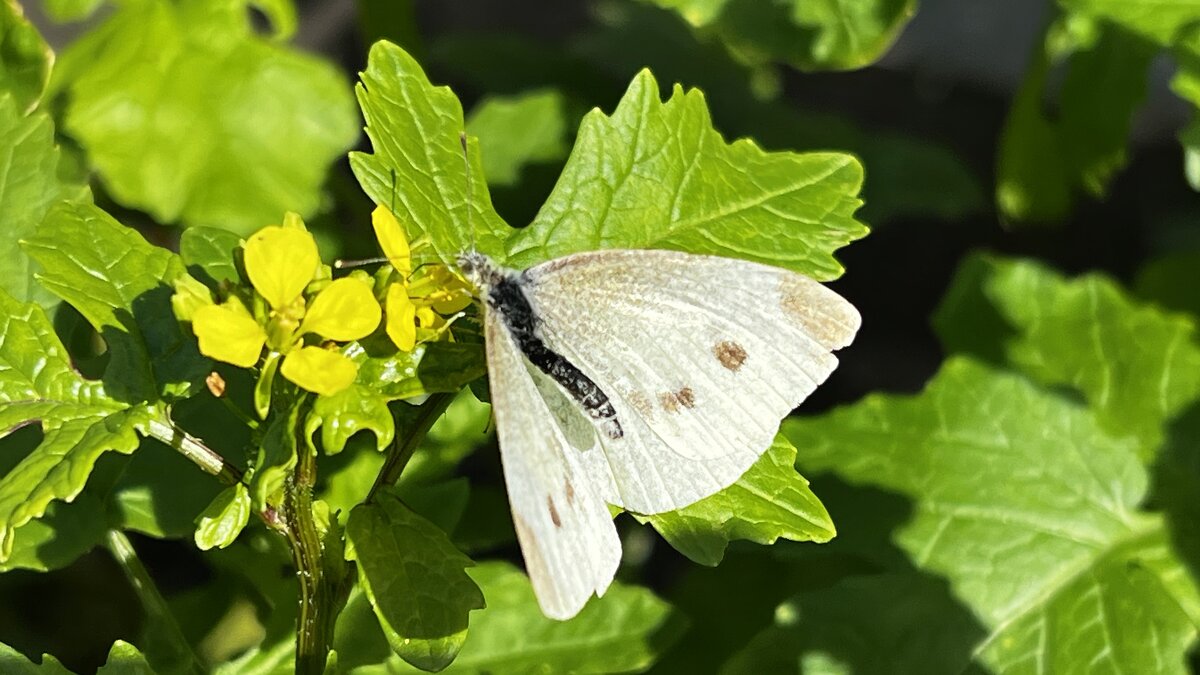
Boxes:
[457,248,860,619]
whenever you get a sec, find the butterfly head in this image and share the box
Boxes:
[457,251,504,293]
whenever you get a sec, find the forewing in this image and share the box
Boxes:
[484,308,622,619]
[524,249,860,514]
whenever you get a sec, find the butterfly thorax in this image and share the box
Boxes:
[457,252,507,294]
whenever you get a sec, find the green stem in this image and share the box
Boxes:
[366,392,456,504]
[105,530,205,675]
[286,440,336,674]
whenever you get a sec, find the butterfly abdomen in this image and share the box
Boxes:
[488,273,624,440]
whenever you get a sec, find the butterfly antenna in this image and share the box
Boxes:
[460,131,476,256]
[389,168,398,214]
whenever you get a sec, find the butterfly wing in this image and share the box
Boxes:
[483,305,623,619]
[522,249,860,514]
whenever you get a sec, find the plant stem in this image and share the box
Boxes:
[105,530,205,675]
[285,438,336,675]
[366,392,455,504]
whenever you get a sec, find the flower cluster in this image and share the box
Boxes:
[172,208,472,401]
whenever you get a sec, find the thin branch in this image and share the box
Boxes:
[366,392,455,504]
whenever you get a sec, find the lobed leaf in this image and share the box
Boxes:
[505,68,866,279]
[357,561,683,674]
[96,640,155,674]
[23,201,210,402]
[351,40,511,264]
[465,89,568,186]
[0,642,71,674]
[934,254,1200,460]
[345,492,485,672]
[54,0,358,232]
[784,357,1200,673]
[637,435,834,566]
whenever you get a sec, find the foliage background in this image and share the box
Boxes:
[3,0,1200,673]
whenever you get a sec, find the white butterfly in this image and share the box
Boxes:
[458,248,860,619]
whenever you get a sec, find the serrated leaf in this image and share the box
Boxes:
[345,492,485,672]
[0,642,71,674]
[352,341,487,402]
[649,0,915,71]
[934,254,1200,460]
[636,435,833,566]
[0,95,88,309]
[194,483,251,550]
[505,68,866,279]
[364,561,682,674]
[350,40,511,264]
[180,227,243,287]
[23,201,210,402]
[96,640,154,674]
[0,406,151,560]
[305,384,393,455]
[466,90,568,186]
[55,0,357,232]
[784,357,1200,673]
[0,0,52,112]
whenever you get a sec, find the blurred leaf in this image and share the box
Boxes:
[351,40,511,264]
[0,95,88,309]
[506,69,866,279]
[43,0,105,22]
[934,254,1200,460]
[722,573,986,675]
[1058,0,1200,44]
[96,640,154,674]
[402,388,491,485]
[55,0,357,232]
[108,438,223,538]
[0,497,110,572]
[0,642,71,674]
[466,90,569,186]
[345,492,484,672]
[351,341,487,402]
[23,201,209,402]
[180,227,243,287]
[637,435,834,566]
[360,561,683,674]
[785,358,1200,673]
[195,484,251,550]
[1135,249,1200,319]
[997,20,1154,223]
[0,0,51,112]
[649,0,916,71]
[319,446,383,519]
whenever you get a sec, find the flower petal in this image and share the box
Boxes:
[193,302,267,367]
[244,225,319,309]
[372,205,412,276]
[385,283,417,352]
[281,346,359,396]
[300,277,381,341]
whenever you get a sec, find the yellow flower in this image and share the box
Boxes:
[180,214,384,398]
[371,205,474,353]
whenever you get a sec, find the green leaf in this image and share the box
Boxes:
[784,357,1200,673]
[96,640,154,674]
[351,341,487,402]
[1136,250,1200,319]
[108,437,224,539]
[23,201,210,402]
[505,69,866,279]
[0,95,88,309]
[195,483,251,550]
[934,254,1200,460]
[250,402,301,510]
[650,0,916,71]
[466,89,568,186]
[1058,0,1200,45]
[0,0,51,112]
[0,642,71,674]
[723,573,987,675]
[55,0,358,232]
[362,561,681,674]
[345,492,485,672]
[402,388,492,485]
[351,40,511,263]
[43,0,105,22]
[305,383,394,455]
[180,227,243,287]
[0,496,110,572]
[636,435,834,566]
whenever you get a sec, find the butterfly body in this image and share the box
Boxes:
[459,249,860,619]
